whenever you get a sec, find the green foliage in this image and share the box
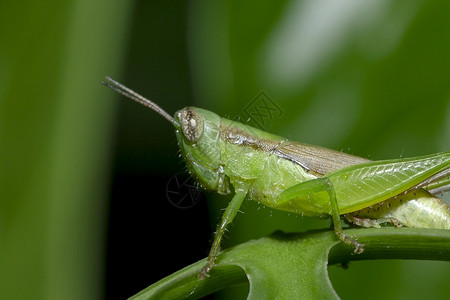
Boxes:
[0,1,131,299]
[130,228,450,299]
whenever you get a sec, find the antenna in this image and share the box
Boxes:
[101,76,175,125]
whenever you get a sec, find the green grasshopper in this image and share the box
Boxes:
[102,77,450,280]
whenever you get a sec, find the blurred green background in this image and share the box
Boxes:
[0,1,449,299]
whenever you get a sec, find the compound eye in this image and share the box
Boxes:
[179,108,204,142]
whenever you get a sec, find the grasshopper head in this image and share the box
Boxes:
[174,107,229,194]
[101,77,230,194]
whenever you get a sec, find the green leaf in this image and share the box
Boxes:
[130,228,450,299]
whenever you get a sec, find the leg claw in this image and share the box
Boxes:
[352,242,365,254]
[197,265,212,280]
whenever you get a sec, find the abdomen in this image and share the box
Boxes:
[348,189,450,229]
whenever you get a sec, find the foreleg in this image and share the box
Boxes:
[198,184,249,279]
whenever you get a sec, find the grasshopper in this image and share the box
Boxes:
[102,77,450,279]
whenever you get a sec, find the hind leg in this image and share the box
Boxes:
[279,177,365,254]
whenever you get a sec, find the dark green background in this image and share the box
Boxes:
[1,1,449,299]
